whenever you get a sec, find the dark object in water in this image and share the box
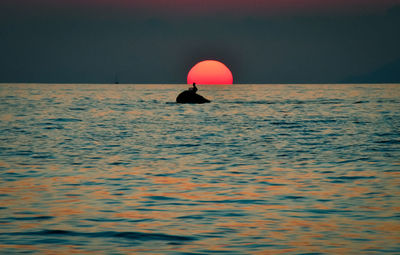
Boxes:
[176,90,210,104]
[176,83,210,104]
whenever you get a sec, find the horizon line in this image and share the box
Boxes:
[1,82,399,85]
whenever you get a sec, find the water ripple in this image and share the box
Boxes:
[1,229,196,241]
[0,84,399,254]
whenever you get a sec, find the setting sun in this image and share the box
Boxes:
[187,60,233,85]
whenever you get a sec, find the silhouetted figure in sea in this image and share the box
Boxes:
[176,82,210,104]
[188,83,198,93]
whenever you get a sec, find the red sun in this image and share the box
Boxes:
[187,60,233,85]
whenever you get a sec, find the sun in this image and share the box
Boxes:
[187,60,233,85]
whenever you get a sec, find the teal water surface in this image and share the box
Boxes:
[0,84,399,254]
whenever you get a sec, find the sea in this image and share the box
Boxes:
[0,83,399,254]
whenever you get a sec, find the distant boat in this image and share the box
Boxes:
[114,73,119,84]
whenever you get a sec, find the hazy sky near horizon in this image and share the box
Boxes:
[1,0,400,83]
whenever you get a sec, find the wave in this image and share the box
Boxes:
[224,99,345,105]
[0,229,196,242]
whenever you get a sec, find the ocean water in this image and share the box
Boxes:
[0,83,399,254]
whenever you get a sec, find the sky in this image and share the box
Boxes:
[1,0,400,83]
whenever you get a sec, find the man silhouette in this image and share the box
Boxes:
[188,82,198,93]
